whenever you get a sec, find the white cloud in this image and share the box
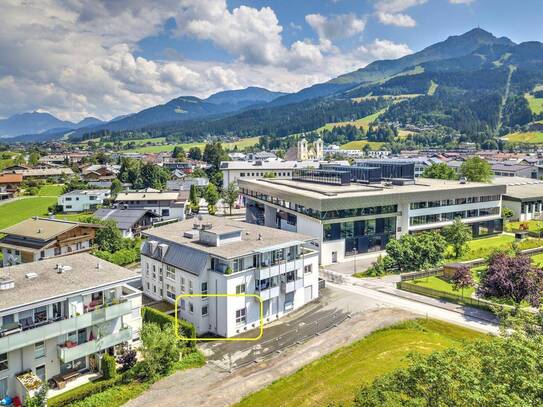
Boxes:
[373,0,427,27]
[0,0,415,122]
[375,12,417,27]
[449,0,475,4]
[305,13,367,41]
[357,38,413,59]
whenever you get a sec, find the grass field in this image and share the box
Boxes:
[506,220,543,232]
[317,109,386,132]
[444,234,516,261]
[427,80,438,96]
[125,136,260,153]
[503,131,543,144]
[526,93,543,115]
[350,94,421,103]
[37,184,64,196]
[340,140,385,150]
[120,137,167,146]
[236,319,483,407]
[411,275,476,297]
[0,197,57,229]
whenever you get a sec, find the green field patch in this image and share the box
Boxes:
[38,184,64,197]
[0,197,57,229]
[125,136,260,153]
[427,80,438,96]
[503,131,543,144]
[317,109,386,133]
[236,319,483,407]
[340,140,384,150]
[525,93,543,115]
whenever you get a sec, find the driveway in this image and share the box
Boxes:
[324,252,381,275]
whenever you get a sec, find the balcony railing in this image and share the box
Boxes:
[58,327,132,363]
[280,279,304,293]
[0,300,131,353]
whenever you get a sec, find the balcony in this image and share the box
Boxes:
[0,301,131,353]
[255,285,280,300]
[58,327,132,363]
[281,279,303,293]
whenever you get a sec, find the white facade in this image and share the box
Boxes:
[58,190,110,212]
[0,261,141,402]
[114,192,186,221]
[2,240,93,267]
[140,220,319,338]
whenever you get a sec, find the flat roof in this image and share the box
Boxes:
[114,191,187,202]
[0,253,139,311]
[143,215,314,259]
[0,217,99,240]
[62,189,109,196]
[239,177,506,211]
[494,176,543,201]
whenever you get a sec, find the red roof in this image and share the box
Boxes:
[0,173,23,183]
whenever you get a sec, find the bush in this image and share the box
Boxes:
[118,348,137,372]
[141,307,196,347]
[101,354,117,380]
[47,378,120,407]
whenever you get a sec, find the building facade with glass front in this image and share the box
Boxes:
[240,178,506,265]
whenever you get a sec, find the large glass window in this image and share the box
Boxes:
[35,341,46,359]
[0,353,7,371]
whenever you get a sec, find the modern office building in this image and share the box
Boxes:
[58,190,111,212]
[240,166,506,265]
[140,216,319,338]
[0,253,141,403]
[0,218,101,266]
[496,177,543,221]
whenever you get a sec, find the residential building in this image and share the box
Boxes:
[93,208,158,238]
[2,168,74,181]
[0,174,22,200]
[0,253,141,402]
[140,216,319,338]
[161,162,193,173]
[240,165,505,265]
[58,190,111,212]
[114,190,188,221]
[491,163,539,179]
[166,177,208,191]
[0,218,100,266]
[81,165,119,182]
[496,177,543,221]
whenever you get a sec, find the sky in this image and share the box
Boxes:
[0,0,542,122]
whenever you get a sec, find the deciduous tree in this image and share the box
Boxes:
[460,156,493,182]
[442,218,472,258]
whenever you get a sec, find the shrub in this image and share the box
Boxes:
[101,354,117,380]
[118,348,137,372]
[141,307,196,347]
[47,378,120,407]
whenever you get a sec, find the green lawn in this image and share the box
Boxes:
[38,184,64,197]
[505,220,543,232]
[427,80,438,96]
[236,319,483,407]
[526,93,543,115]
[340,140,385,150]
[125,136,260,153]
[531,253,543,267]
[445,234,515,261]
[0,197,57,229]
[411,275,476,298]
[317,109,387,132]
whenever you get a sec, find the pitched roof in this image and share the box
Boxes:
[0,217,99,240]
[0,173,23,183]
[93,208,157,230]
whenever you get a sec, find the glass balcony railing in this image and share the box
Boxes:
[58,327,132,363]
[0,301,131,353]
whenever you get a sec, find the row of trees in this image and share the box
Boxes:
[422,156,493,183]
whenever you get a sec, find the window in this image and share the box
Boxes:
[54,247,61,256]
[235,308,246,325]
[201,282,208,295]
[235,284,246,294]
[201,306,208,316]
[65,205,72,209]
[304,264,312,274]
[161,209,170,217]
[35,341,46,359]
[188,302,194,313]
[180,299,186,310]
[146,282,150,290]
[36,365,46,382]
[189,281,193,294]
[0,377,6,399]
[0,353,7,371]
[180,277,185,292]
[166,265,175,281]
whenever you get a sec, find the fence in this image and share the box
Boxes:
[320,269,346,284]
[210,311,350,372]
[397,281,499,312]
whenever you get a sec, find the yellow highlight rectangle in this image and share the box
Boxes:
[174,293,263,341]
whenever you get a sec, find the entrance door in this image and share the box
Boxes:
[332,251,338,263]
[304,286,313,302]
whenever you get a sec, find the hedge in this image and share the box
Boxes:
[141,306,196,347]
[48,376,121,407]
[101,354,117,380]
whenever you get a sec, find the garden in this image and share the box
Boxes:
[44,307,200,407]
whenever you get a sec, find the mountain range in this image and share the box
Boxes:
[5,28,543,145]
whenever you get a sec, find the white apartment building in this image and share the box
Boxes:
[58,190,111,212]
[240,165,506,265]
[0,253,141,403]
[495,177,543,221]
[140,216,319,338]
[114,191,188,221]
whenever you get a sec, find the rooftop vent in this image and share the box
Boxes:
[258,233,263,241]
[0,277,15,291]
[56,265,72,274]
[25,272,38,280]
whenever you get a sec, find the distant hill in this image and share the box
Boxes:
[205,86,286,107]
[0,112,74,138]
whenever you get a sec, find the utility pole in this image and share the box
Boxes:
[353,248,357,275]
